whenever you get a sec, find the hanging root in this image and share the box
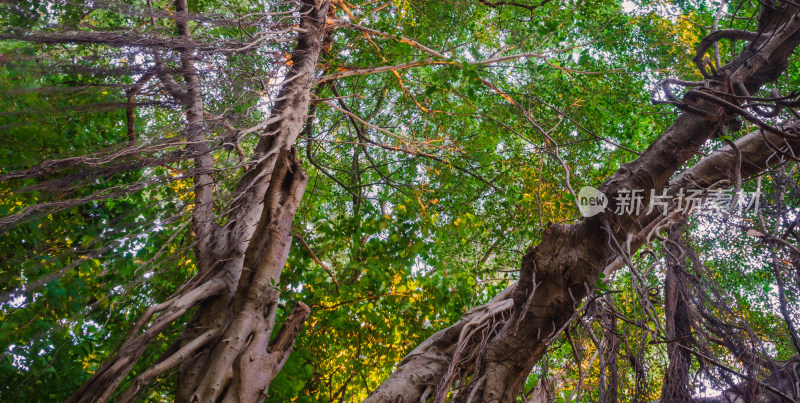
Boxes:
[433,298,514,403]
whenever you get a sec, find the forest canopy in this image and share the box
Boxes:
[2,0,800,402]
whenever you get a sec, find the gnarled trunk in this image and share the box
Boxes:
[66,1,331,402]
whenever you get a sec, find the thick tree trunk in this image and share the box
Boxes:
[67,1,331,402]
[367,6,800,401]
[170,0,331,400]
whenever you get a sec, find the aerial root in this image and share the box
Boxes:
[693,29,758,78]
[433,298,514,403]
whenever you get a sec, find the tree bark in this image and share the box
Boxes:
[367,6,800,401]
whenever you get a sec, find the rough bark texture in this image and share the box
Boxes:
[66,1,330,402]
[367,5,800,402]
